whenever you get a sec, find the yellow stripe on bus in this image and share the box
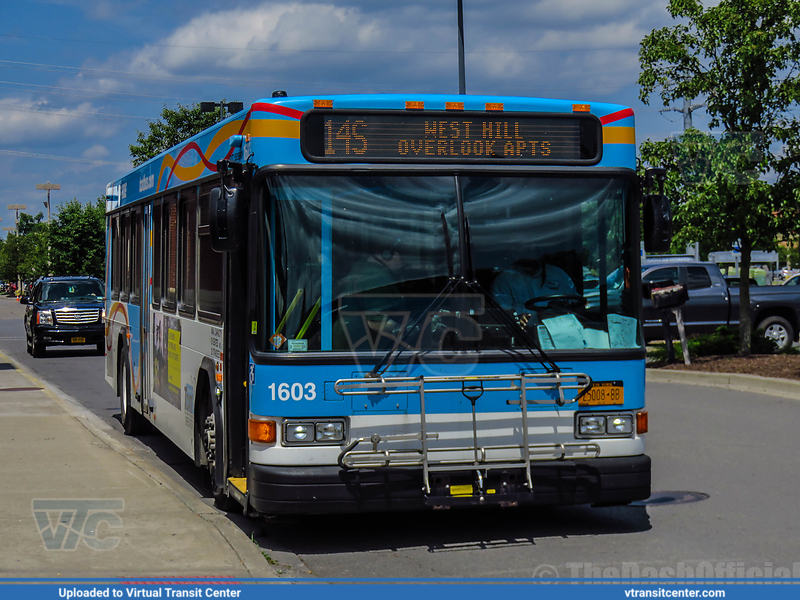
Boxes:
[603,127,635,145]
[248,119,301,139]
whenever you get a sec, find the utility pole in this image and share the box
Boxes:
[36,181,61,225]
[200,101,244,123]
[36,182,59,224]
[7,205,26,233]
[6,206,26,293]
[660,97,706,130]
[457,0,466,94]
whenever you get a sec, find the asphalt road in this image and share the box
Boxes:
[3,295,799,580]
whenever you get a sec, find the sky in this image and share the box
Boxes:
[0,0,712,239]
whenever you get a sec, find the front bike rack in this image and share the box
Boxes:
[334,372,596,495]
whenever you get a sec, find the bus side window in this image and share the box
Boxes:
[121,210,130,302]
[179,190,197,316]
[110,215,120,300]
[163,195,178,311]
[198,184,223,322]
[152,199,161,309]
[131,208,142,306]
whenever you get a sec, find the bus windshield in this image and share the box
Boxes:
[261,172,640,355]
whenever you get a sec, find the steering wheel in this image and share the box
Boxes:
[524,294,586,312]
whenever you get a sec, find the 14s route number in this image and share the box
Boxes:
[268,382,316,401]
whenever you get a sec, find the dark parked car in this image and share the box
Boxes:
[22,276,106,357]
[642,260,800,350]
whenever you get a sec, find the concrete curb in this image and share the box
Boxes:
[647,368,800,400]
[0,349,279,579]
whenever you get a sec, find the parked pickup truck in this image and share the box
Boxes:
[641,260,800,350]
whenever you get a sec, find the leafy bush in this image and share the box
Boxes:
[648,325,779,363]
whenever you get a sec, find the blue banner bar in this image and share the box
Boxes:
[1,582,799,600]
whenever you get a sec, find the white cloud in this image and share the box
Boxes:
[0,97,121,146]
[82,144,110,159]
[129,3,388,74]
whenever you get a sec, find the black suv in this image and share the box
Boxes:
[22,276,105,357]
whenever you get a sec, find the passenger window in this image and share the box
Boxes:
[687,266,712,290]
[643,267,679,286]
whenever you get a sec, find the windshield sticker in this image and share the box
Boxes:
[287,339,308,352]
[269,333,287,349]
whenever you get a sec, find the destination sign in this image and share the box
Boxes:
[301,110,600,164]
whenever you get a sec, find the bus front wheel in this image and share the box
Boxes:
[200,391,239,512]
[119,351,146,435]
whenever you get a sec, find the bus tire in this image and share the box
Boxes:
[757,316,794,351]
[119,351,145,435]
[199,387,240,512]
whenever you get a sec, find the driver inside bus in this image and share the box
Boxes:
[490,258,577,320]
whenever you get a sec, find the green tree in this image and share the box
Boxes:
[129,103,221,166]
[638,0,800,355]
[15,212,50,283]
[49,198,106,278]
[0,233,25,284]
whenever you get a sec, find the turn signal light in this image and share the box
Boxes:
[636,411,649,434]
[248,419,276,443]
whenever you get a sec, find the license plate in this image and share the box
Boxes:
[579,381,624,406]
[71,337,86,344]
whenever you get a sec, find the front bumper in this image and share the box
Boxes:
[249,455,651,514]
[33,324,104,346]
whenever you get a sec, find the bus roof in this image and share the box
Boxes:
[107,93,635,211]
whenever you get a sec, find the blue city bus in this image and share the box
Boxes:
[105,93,660,514]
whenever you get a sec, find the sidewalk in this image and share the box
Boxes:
[647,367,800,400]
[0,349,278,579]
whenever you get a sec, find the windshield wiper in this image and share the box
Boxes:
[367,213,458,377]
[367,278,460,377]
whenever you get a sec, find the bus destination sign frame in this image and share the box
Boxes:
[300,109,602,165]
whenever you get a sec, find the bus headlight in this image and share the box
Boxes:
[607,415,633,435]
[578,415,605,436]
[576,413,635,438]
[316,421,344,442]
[283,419,346,445]
[286,423,313,442]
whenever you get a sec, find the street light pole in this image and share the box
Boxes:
[200,101,244,123]
[457,0,466,94]
[7,204,26,234]
[7,205,27,293]
[36,182,60,224]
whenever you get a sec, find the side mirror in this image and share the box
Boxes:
[209,186,246,252]
[19,296,28,305]
[642,167,671,253]
[642,194,672,253]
